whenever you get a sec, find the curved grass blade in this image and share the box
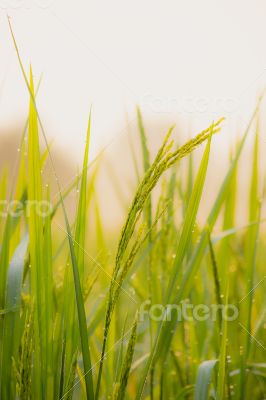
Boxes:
[195,360,218,400]
[1,233,28,399]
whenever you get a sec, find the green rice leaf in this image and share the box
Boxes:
[195,359,218,400]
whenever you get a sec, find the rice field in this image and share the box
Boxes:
[0,23,266,400]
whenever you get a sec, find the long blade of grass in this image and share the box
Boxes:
[63,112,94,399]
[239,117,261,397]
[216,282,229,400]
[27,67,46,398]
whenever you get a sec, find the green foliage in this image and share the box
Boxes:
[0,23,266,400]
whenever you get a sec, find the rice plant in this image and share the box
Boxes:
[0,24,266,400]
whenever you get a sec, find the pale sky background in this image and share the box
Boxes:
[0,0,266,160]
